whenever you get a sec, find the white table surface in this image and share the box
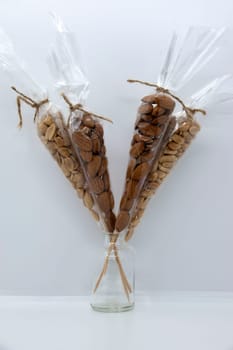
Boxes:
[0,293,233,350]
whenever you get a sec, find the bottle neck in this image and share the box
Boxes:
[104,233,125,249]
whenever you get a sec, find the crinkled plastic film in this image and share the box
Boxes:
[49,16,116,233]
[0,28,94,219]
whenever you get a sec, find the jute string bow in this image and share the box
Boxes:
[61,93,113,125]
[11,86,49,128]
[127,79,206,119]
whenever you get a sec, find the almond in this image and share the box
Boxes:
[80,150,93,162]
[96,192,111,212]
[130,142,144,158]
[83,191,94,208]
[126,179,141,198]
[120,196,134,211]
[72,131,92,151]
[103,172,110,190]
[141,94,158,104]
[152,106,166,117]
[87,156,102,177]
[89,177,105,194]
[90,209,100,222]
[132,162,150,180]
[126,158,137,178]
[138,103,153,114]
[115,211,130,232]
[157,94,175,111]
[104,211,116,233]
[152,114,168,125]
[98,157,107,176]
[95,123,103,137]
[83,114,95,128]
[45,123,56,141]
[92,135,101,153]
[138,122,161,137]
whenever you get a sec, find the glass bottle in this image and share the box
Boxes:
[90,233,135,312]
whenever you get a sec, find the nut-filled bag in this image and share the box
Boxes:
[115,26,226,237]
[0,29,94,218]
[48,18,116,233]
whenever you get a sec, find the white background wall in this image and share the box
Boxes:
[0,0,233,295]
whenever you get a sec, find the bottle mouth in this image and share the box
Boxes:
[104,232,125,247]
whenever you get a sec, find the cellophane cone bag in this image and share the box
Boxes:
[49,16,116,233]
[115,26,226,238]
[0,29,90,212]
[125,75,232,241]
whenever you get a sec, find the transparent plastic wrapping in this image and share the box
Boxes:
[49,16,116,233]
[115,26,227,239]
[126,75,233,241]
[115,94,176,233]
[0,29,95,220]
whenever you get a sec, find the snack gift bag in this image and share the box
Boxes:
[0,29,98,222]
[114,27,226,241]
[48,17,134,311]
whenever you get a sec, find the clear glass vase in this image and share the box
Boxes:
[90,233,135,312]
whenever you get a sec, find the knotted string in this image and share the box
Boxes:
[127,79,206,119]
[11,86,49,128]
[61,93,113,126]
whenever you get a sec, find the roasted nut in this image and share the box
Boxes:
[83,191,94,208]
[89,177,105,194]
[141,94,158,104]
[98,157,107,176]
[96,192,111,212]
[130,142,144,158]
[126,179,141,198]
[126,158,137,178]
[90,209,100,221]
[157,94,175,111]
[131,162,150,180]
[92,135,101,153]
[115,211,130,232]
[120,196,134,211]
[152,106,166,117]
[45,123,56,141]
[72,131,92,151]
[138,103,153,114]
[80,150,93,162]
[87,156,102,177]
[83,114,95,128]
[137,122,162,137]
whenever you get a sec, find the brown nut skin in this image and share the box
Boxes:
[115,211,130,232]
[138,103,153,114]
[96,191,111,212]
[126,179,141,199]
[72,131,92,151]
[87,155,102,177]
[130,142,144,158]
[104,211,116,233]
[141,94,158,104]
[131,162,150,180]
[137,122,162,137]
[98,157,108,176]
[156,94,175,111]
[120,195,134,211]
[89,177,105,194]
[83,114,95,128]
